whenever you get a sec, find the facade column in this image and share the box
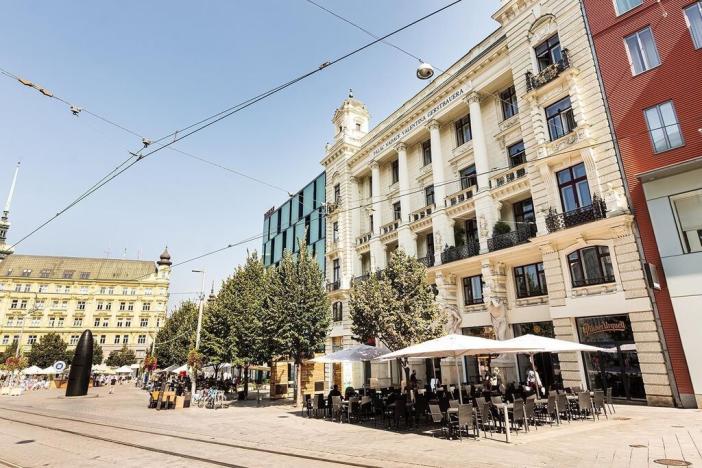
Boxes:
[369,161,386,270]
[349,176,362,278]
[426,119,455,265]
[396,143,416,256]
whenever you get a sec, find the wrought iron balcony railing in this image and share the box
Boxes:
[417,255,435,268]
[441,241,480,265]
[545,195,607,233]
[487,224,537,252]
[572,275,616,288]
[326,280,341,292]
[525,48,571,92]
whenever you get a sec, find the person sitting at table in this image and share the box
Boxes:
[409,370,418,389]
[327,384,342,409]
[386,387,399,405]
[344,386,356,399]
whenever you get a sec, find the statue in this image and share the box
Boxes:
[487,297,508,341]
[65,330,94,397]
[445,303,462,334]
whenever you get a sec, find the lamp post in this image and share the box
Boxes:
[190,270,206,397]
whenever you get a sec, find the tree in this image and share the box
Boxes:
[27,333,71,368]
[106,345,136,367]
[269,243,330,406]
[350,250,446,385]
[154,301,197,367]
[0,341,19,363]
[92,343,104,365]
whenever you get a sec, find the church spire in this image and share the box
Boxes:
[0,162,20,260]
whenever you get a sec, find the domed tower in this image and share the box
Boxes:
[156,247,172,279]
[331,89,370,144]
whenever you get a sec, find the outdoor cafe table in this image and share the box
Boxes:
[447,403,513,443]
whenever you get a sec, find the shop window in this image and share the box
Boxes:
[512,322,562,391]
[567,246,615,288]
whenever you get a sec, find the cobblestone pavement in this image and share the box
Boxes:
[0,385,700,467]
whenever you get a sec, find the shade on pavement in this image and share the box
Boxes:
[311,344,388,363]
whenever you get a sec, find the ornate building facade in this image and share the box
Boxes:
[320,0,678,406]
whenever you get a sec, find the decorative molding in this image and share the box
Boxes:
[425,119,440,132]
[394,142,407,153]
[466,91,482,105]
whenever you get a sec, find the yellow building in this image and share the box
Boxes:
[0,252,171,362]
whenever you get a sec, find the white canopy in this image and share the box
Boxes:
[130,363,140,369]
[163,363,179,373]
[311,344,388,363]
[115,365,134,373]
[22,365,42,375]
[376,334,541,361]
[171,364,189,374]
[39,365,59,375]
[503,334,610,354]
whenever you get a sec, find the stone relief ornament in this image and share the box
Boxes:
[605,183,628,212]
[479,214,488,239]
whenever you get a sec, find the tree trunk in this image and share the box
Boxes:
[294,362,302,407]
[243,364,250,399]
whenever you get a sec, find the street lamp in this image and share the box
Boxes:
[190,270,206,397]
[416,61,435,80]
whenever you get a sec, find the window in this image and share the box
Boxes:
[97,301,104,311]
[99,335,106,344]
[422,140,432,166]
[63,270,74,279]
[125,318,132,327]
[1,336,8,345]
[332,302,343,322]
[117,319,124,327]
[672,190,702,253]
[332,259,340,284]
[77,301,86,310]
[369,214,374,233]
[557,163,592,212]
[24,284,31,292]
[513,198,536,227]
[140,318,148,327]
[38,284,48,293]
[455,115,472,146]
[144,288,152,296]
[625,27,661,75]
[105,302,112,311]
[48,317,56,327]
[614,0,642,15]
[514,262,548,298]
[535,34,563,71]
[391,160,399,184]
[333,184,341,203]
[16,317,23,326]
[114,335,121,344]
[462,275,484,305]
[123,335,129,344]
[568,246,615,287]
[14,284,21,292]
[10,299,18,309]
[79,272,90,279]
[20,300,27,309]
[685,2,702,49]
[31,317,40,327]
[6,317,13,326]
[52,300,59,309]
[39,269,51,278]
[142,302,151,311]
[57,318,64,327]
[35,300,44,309]
[507,141,526,167]
[545,97,576,140]
[70,335,79,345]
[332,222,339,243]
[21,269,31,277]
[393,201,402,221]
[460,165,477,190]
[102,319,109,327]
[138,335,146,344]
[73,318,83,327]
[94,318,100,327]
[80,286,88,294]
[644,101,683,153]
[425,185,435,206]
[128,302,134,311]
[118,302,125,311]
[500,85,518,120]
[27,335,37,344]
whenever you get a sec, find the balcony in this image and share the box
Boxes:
[525,48,570,92]
[487,224,537,252]
[545,196,607,233]
[380,220,400,235]
[326,280,341,292]
[445,186,476,207]
[490,164,527,189]
[441,241,480,265]
[351,271,383,285]
[357,232,372,246]
[326,199,340,215]
[417,255,435,268]
[409,204,434,223]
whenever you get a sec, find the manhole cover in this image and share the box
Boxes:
[16,439,34,444]
[629,444,647,448]
[653,459,691,466]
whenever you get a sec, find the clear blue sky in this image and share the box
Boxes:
[0,0,498,308]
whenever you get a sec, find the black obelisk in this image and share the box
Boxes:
[66,329,93,397]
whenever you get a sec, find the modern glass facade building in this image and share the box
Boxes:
[262,172,326,272]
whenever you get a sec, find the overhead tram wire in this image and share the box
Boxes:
[4,0,466,250]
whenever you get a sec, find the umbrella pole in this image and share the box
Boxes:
[529,353,544,397]
[455,357,463,405]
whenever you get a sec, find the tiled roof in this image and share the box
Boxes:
[0,255,157,281]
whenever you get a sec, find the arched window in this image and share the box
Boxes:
[567,246,615,287]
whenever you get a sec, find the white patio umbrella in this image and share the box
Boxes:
[376,334,541,404]
[163,363,179,373]
[310,344,388,363]
[39,365,58,375]
[503,334,610,396]
[22,365,42,375]
[171,364,189,374]
[115,365,134,374]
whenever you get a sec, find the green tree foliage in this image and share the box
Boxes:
[92,343,104,365]
[27,333,71,368]
[0,341,19,363]
[155,301,198,367]
[269,243,330,405]
[350,250,446,382]
[105,345,137,367]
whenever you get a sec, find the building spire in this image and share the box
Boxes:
[0,162,20,260]
[2,162,20,221]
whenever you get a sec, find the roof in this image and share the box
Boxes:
[0,254,157,281]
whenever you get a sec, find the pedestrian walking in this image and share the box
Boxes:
[109,376,116,394]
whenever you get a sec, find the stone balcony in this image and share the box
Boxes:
[409,204,434,223]
[445,185,476,208]
[380,219,400,236]
[545,195,607,233]
[356,232,372,246]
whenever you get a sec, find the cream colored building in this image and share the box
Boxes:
[321,0,678,406]
[0,252,171,362]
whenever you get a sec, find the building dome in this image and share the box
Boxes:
[157,247,172,266]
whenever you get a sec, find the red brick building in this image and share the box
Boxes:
[582,0,702,408]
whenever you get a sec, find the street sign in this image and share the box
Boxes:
[53,361,66,372]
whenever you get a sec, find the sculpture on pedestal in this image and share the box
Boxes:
[65,330,94,397]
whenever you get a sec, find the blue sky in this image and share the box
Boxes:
[0,0,497,307]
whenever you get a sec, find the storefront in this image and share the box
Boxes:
[512,321,563,391]
[461,326,496,384]
[576,314,646,401]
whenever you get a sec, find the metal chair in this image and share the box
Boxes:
[576,391,596,421]
[331,395,343,422]
[546,394,558,425]
[510,400,527,434]
[525,399,537,430]
[449,404,478,440]
[429,403,448,438]
[556,393,571,423]
[593,390,608,420]
[475,402,494,438]
[606,387,616,414]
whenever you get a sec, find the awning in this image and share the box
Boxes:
[502,334,610,353]
[376,334,541,360]
[311,344,388,363]
[115,365,134,373]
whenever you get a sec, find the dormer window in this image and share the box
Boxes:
[535,34,562,71]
